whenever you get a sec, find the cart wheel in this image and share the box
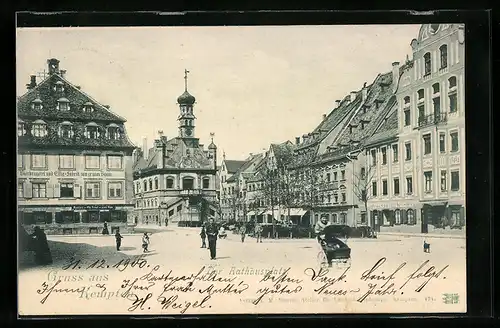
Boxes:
[317,251,328,268]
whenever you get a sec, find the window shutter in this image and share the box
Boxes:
[46,184,54,198]
[54,183,61,198]
[24,182,33,198]
[74,184,81,198]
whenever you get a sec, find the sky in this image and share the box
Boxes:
[16,25,421,164]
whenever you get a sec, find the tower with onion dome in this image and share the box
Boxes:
[177,69,196,139]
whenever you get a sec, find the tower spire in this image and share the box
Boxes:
[210,132,215,143]
[184,69,190,91]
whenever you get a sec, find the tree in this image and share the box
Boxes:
[352,163,376,227]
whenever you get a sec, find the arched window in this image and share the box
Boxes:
[403,96,411,127]
[57,97,70,111]
[59,121,74,138]
[404,96,410,106]
[84,122,100,139]
[424,52,431,75]
[31,119,48,137]
[407,209,415,225]
[166,177,174,189]
[432,83,440,94]
[54,81,65,92]
[18,120,26,136]
[202,177,210,189]
[339,213,347,224]
[332,213,338,223]
[448,77,458,113]
[149,179,153,190]
[439,44,448,69]
[183,177,194,190]
[395,209,401,225]
[154,177,159,190]
[143,180,148,192]
[107,123,121,140]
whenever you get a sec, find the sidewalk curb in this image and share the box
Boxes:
[378,232,466,240]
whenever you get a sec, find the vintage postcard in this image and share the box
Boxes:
[17,24,466,316]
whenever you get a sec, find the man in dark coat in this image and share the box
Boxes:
[205,218,218,260]
[115,229,123,251]
[31,226,52,265]
[102,221,110,235]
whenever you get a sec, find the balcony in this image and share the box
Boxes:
[418,112,447,129]
[180,189,202,196]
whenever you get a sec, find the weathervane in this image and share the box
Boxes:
[184,69,190,91]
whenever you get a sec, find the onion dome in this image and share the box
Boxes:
[177,91,196,105]
[208,142,217,150]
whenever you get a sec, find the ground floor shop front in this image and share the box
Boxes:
[19,204,134,235]
[368,199,465,233]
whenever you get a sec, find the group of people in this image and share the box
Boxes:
[198,220,265,260]
[103,222,151,253]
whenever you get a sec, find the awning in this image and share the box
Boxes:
[288,208,307,216]
[422,201,448,207]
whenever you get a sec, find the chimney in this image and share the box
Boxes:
[350,91,357,102]
[302,134,308,143]
[47,58,60,75]
[60,70,67,78]
[26,75,37,90]
[392,62,400,91]
[362,85,368,101]
[76,86,81,90]
[322,114,327,120]
[335,100,341,108]
[142,137,149,161]
[295,136,300,145]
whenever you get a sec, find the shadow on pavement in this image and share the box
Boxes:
[19,240,155,272]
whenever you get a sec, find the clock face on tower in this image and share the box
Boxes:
[185,128,192,137]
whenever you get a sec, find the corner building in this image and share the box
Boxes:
[17,59,136,234]
[132,72,218,227]
[396,24,465,232]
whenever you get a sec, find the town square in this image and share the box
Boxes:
[17,24,466,315]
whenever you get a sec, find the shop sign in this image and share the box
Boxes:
[73,205,116,211]
[18,170,119,178]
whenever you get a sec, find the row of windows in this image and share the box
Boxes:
[18,121,122,140]
[18,154,123,170]
[18,181,123,199]
[402,77,459,127]
[370,169,460,197]
[31,95,96,113]
[318,213,348,225]
[135,176,211,193]
[423,44,449,76]
[372,209,417,225]
[370,131,460,166]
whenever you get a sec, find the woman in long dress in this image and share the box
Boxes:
[31,226,53,265]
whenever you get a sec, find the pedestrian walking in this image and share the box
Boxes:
[102,221,110,235]
[115,229,123,251]
[200,225,207,248]
[31,226,53,265]
[239,224,247,243]
[255,223,263,243]
[205,218,218,260]
[142,233,150,253]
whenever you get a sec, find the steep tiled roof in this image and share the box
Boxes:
[17,73,134,150]
[270,141,295,167]
[224,160,247,174]
[225,153,264,183]
[133,137,214,173]
[364,105,399,146]
[18,73,126,122]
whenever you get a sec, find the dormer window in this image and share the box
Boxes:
[31,119,48,137]
[31,98,43,110]
[107,124,121,140]
[59,121,74,138]
[83,102,94,113]
[54,81,65,92]
[57,98,70,111]
[18,120,27,136]
[84,122,100,139]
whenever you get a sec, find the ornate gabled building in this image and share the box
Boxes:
[132,70,218,227]
[394,24,465,233]
[17,58,136,235]
[219,156,247,221]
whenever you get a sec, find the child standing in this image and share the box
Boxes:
[200,225,207,248]
[142,233,150,253]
